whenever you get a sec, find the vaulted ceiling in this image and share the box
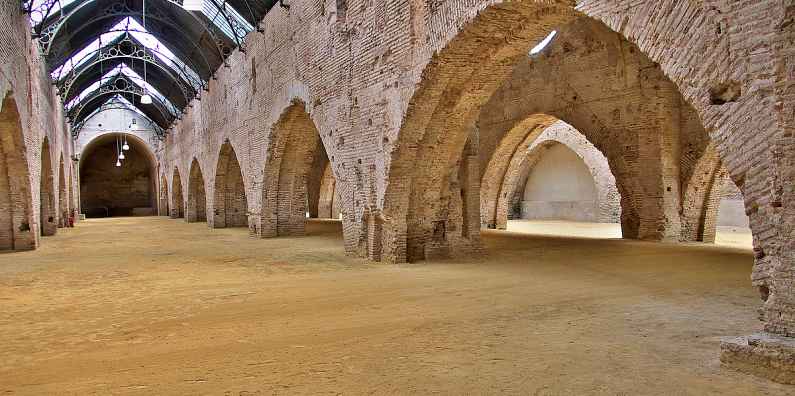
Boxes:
[22,0,282,138]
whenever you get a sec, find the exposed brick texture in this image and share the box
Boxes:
[79,135,156,217]
[0,95,34,250]
[317,162,341,219]
[2,0,779,382]
[39,137,56,236]
[159,174,169,216]
[187,159,207,223]
[256,102,324,237]
[150,0,792,329]
[0,4,75,248]
[170,167,184,219]
[213,141,248,228]
[491,120,621,228]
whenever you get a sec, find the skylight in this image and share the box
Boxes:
[66,63,177,116]
[529,31,557,56]
[51,17,202,90]
[27,0,81,27]
[184,0,254,40]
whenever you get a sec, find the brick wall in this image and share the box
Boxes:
[493,120,621,227]
[0,3,76,249]
[154,0,795,351]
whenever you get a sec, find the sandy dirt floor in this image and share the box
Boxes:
[0,217,788,395]
[507,220,754,250]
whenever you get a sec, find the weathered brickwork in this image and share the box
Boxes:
[213,141,248,228]
[79,134,156,217]
[476,16,709,243]
[318,162,342,219]
[159,174,169,216]
[492,120,621,228]
[170,167,184,219]
[143,0,792,382]
[187,159,207,223]
[0,3,76,249]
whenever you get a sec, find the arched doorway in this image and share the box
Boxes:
[317,162,341,219]
[488,120,622,233]
[58,155,68,227]
[0,93,35,250]
[79,133,157,217]
[171,167,184,219]
[384,12,714,262]
[159,173,169,216]
[186,158,207,223]
[40,137,57,236]
[213,141,248,228]
[259,101,332,237]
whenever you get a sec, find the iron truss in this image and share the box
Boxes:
[71,102,167,138]
[21,0,282,139]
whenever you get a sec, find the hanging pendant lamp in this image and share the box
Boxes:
[116,135,124,164]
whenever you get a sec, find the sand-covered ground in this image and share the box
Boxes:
[507,220,753,250]
[0,217,786,395]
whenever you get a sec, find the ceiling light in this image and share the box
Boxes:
[116,160,122,167]
[119,152,126,160]
[140,94,152,104]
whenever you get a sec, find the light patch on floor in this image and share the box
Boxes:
[507,220,753,250]
[0,217,782,394]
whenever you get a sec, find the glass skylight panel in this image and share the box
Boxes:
[125,18,203,89]
[50,17,202,90]
[27,0,82,27]
[51,18,128,80]
[66,63,178,116]
[187,0,253,41]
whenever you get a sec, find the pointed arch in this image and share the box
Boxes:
[317,162,340,219]
[186,158,207,223]
[39,137,57,237]
[259,101,325,237]
[213,140,248,228]
[171,167,184,219]
[0,93,35,250]
[383,8,713,262]
[58,154,68,227]
[159,173,169,216]
[491,120,622,229]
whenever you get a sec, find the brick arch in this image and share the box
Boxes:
[186,158,207,223]
[384,0,794,373]
[39,137,57,237]
[66,166,75,220]
[491,120,622,230]
[680,143,727,243]
[213,140,248,228]
[383,4,719,262]
[57,154,67,228]
[383,3,579,263]
[171,167,184,219]
[317,162,341,219]
[0,93,35,250]
[159,173,169,216]
[258,100,327,237]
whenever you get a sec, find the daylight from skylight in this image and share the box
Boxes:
[530,31,557,55]
[50,17,200,89]
[66,63,176,115]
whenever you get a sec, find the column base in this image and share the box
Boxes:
[720,333,795,384]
